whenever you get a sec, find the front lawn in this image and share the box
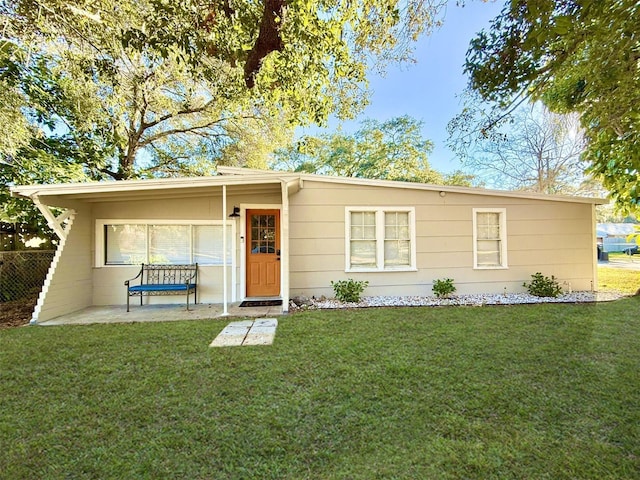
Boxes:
[598,266,640,295]
[2,299,639,479]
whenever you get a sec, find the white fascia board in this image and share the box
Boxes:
[11,168,606,206]
[296,173,607,205]
[10,174,301,200]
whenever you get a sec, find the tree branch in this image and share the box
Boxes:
[138,117,228,147]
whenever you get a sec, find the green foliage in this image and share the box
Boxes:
[331,278,369,303]
[1,137,90,246]
[272,116,475,186]
[523,272,563,298]
[1,35,288,181]
[463,0,640,212]
[626,225,640,246]
[432,278,456,298]
[2,0,446,176]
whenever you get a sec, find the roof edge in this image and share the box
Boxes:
[10,167,607,205]
[10,173,301,199]
[296,172,607,205]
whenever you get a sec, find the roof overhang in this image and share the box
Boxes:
[10,173,303,207]
[217,166,607,205]
[297,173,607,205]
[11,167,606,207]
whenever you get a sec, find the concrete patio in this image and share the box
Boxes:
[36,302,284,326]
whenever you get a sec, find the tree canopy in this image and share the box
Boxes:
[448,100,591,195]
[272,116,475,186]
[2,0,446,135]
[1,4,293,181]
[1,0,447,177]
[463,0,640,211]
[1,0,446,245]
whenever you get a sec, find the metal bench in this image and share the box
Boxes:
[125,264,198,312]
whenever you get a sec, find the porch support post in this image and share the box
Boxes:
[280,180,290,312]
[222,185,229,316]
[31,194,75,241]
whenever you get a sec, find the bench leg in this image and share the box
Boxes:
[127,292,130,312]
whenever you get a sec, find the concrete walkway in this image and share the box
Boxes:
[209,318,278,347]
[598,258,640,270]
[37,302,283,326]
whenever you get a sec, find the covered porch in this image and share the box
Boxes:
[10,168,302,324]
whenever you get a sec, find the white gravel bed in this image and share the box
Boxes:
[290,291,628,310]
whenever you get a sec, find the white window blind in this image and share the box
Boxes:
[384,211,410,267]
[149,225,190,264]
[102,222,233,266]
[104,224,146,265]
[350,211,377,268]
[193,225,232,265]
[473,209,507,269]
[346,208,415,271]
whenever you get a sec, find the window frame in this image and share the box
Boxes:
[95,219,235,268]
[345,207,417,273]
[472,208,508,269]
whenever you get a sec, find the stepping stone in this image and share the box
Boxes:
[253,318,278,328]
[209,320,252,347]
[244,318,278,346]
[209,319,278,347]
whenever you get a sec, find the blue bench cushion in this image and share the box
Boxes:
[128,284,196,293]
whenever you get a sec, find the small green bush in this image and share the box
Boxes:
[331,278,369,303]
[523,272,563,297]
[432,278,456,298]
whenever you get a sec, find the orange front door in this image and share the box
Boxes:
[246,209,281,297]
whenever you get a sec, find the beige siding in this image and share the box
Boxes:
[288,180,596,298]
[91,192,282,220]
[34,178,598,314]
[93,266,234,306]
[34,205,93,322]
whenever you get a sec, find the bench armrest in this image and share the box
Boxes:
[124,265,144,286]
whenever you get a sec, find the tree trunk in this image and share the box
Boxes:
[244,0,286,88]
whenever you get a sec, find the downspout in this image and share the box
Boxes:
[222,185,229,316]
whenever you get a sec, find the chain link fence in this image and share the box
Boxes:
[0,251,55,303]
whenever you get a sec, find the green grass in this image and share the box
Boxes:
[2,300,640,479]
[606,251,639,262]
[598,266,640,295]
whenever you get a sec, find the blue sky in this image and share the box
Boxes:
[298,0,504,174]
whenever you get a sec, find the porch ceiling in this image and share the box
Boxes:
[46,183,284,203]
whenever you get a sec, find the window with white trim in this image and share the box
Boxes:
[99,221,233,266]
[473,208,507,269]
[346,207,416,271]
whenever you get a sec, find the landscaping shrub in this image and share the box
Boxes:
[523,272,563,297]
[331,278,369,303]
[432,278,456,298]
